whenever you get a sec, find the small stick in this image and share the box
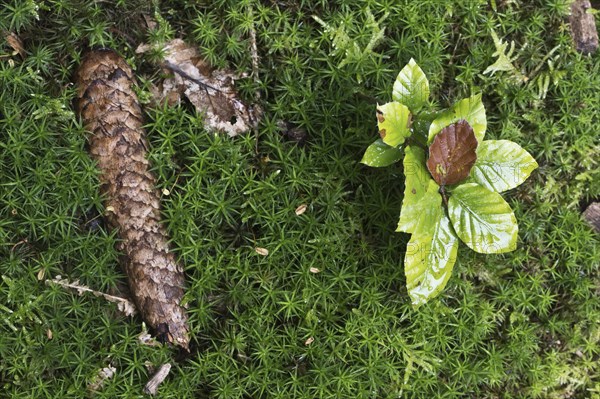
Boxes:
[143,363,172,396]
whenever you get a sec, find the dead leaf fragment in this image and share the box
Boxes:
[255,247,269,256]
[309,267,321,274]
[138,39,259,137]
[88,365,116,392]
[142,14,158,31]
[5,32,25,58]
[295,204,308,216]
[304,336,314,345]
[46,329,53,340]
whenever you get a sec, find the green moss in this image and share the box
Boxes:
[1,0,599,397]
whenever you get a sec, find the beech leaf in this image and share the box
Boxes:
[360,138,403,167]
[448,183,518,254]
[397,146,435,233]
[405,182,459,306]
[428,94,486,143]
[376,101,412,147]
[470,140,538,192]
[392,58,430,113]
[426,120,478,186]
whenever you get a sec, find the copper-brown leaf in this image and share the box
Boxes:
[426,120,478,186]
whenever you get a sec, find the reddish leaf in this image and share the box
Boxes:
[426,120,478,186]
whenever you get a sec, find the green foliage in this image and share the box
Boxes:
[376,101,411,147]
[404,181,458,305]
[483,28,527,82]
[393,58,430,113]
[361,60,537,305]
[448,183,518,254]
[428,94,487,143]
[470,140,538,192]
[360,138,402,167]
[0,1,599,398]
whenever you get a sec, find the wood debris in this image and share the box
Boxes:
[143,363,172,396]
[137,39,259,137]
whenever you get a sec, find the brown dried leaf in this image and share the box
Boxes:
[309,267,321,274]
[5,32,25,58]
[427,120,478,186]
[304,337,314,345]
[138,39,259,137]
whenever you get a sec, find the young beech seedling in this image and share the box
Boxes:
[361,59,538,306]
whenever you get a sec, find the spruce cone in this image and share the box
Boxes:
[75,49,189,349]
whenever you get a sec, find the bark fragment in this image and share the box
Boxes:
[583,202,600,233]
[74,49,189,350]
[569,0,599,54]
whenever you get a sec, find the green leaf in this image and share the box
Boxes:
[397,146,435,233]
[448,183,518,254]
[428,94,487,144]
[393,58,430,113]
[360,139,403,167]
[377,101,412,147]
[470,140,538,192]
[405,182,459,306]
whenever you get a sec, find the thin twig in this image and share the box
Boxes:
[46,276,137,316]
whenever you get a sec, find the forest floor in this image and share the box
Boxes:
[1,1,599,398]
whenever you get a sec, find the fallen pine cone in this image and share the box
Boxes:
[74,49,189,350]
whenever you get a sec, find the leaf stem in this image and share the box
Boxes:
[405,136,427,152]
[440,185,449,208]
